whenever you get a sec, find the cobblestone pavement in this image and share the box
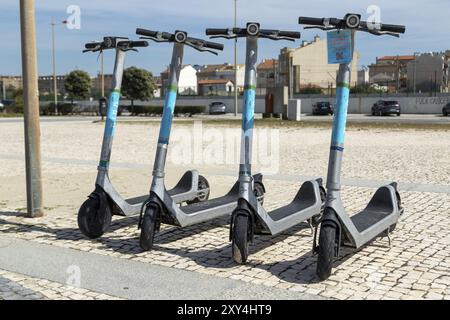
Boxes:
[0,269,121,300]
[0,180,449,300]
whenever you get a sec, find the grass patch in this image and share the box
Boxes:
[0,113,23,118]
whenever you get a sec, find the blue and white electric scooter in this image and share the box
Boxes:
[136,28,265,251]
[207,23,326,264]
[299,14,406,280]
[79,37,209,239]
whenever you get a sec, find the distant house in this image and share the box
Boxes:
[38,75,67,96]
[160,65,198,96]
[369,55,414,91]
[197,63,245,94]
[198,79,234,96]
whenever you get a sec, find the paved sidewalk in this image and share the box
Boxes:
[0,185,449,300]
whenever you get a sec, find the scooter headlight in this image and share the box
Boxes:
[175,31,187,43]
[247,23,260,36]
[344,14,361,29]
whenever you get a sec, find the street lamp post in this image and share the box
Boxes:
[51,18,58,115]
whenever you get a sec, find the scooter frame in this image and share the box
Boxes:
[207,23,325,264]
[136,29,265,251]
[79,37,205,239]
[298,14,406,279]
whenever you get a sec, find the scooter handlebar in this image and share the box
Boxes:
[298,17,324,26]
[129,40,149,48]
[277,31,301,39]
[136,28,173,40]
[379,23,406,34]
[205,28,230,36]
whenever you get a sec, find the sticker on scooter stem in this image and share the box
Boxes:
[105,90,120,138]
[327,30,352,64]
[158,87,178,144]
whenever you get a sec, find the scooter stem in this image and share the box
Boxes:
[152,42,185,178]
[239,36,258,181]
[326,31,355,192]
[96,49,126,182]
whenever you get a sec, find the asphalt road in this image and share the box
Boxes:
[1,114,449,125]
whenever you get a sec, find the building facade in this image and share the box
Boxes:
[256,59,278,95]
[278,36,359,93]
[161,65,198,96]
[91,74,114,96]
[38,75,67,96]
[369,55,414,92]
[406,51,449,93]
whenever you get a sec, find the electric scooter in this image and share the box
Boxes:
[298,14,406,280]
[136,28,265,251]
[206,23,326,264]
[79,37,209,239]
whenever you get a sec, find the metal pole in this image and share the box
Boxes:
[51,18,58,115]
[20,0,43,218]
[233,0,238,116]
[101,51,105,97]
[413,52,418,94]
[289,56,294,99]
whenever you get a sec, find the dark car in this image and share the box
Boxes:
[442,103,450,116]
[209,102,226,115]
[371,100,401,116]
[312,102,333,115]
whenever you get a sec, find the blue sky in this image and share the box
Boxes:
[1,0,449,77]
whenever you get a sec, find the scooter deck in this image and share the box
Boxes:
[351,209,394,233]
[181,182,239,215]
[268,191,316,221]
[125,195,149,206]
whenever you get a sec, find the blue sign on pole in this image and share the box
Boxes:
[327,30,352,64]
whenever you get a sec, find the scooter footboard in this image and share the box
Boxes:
[168,170,200,203]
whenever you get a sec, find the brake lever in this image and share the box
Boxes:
[139,36,170,43]
[209,35,238,40]
[260,34,296,42]
[362,28,400,37]
[303,26,337,31]
[185,42,218,55]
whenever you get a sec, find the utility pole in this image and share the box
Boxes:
[51,18,58,115]
[101,51,105,97]
[288,56,294,99]
[20,0,44,218]
[413,52,420,94]
[396,55,400,93]
[233,0,238,116]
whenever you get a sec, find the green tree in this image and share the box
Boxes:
[64,70,91,105]
[122,67,156,114]
[11,88,24,114]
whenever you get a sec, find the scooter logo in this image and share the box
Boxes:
[65,5,81,30]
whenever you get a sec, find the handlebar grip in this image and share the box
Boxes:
[130,40,149,48]
[206,28,229,36]
[203,40,224,51]
[380,23,406,34]
[136,28,158,38]
[278,31,301,39]
[298,17,324,26]
[85,42,101,49]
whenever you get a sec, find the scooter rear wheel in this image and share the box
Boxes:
[316,225,337,280]
[254,182,265,205]
[232,214,250,265]
[187,175,210,204]
[139,206,158,252]
[78,198,112,239]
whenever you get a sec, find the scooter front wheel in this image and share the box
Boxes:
[232,214,250,265]
[254,182,265,205]
[78,197,112,239]
[316,224,337,280]
[139,206,159,252]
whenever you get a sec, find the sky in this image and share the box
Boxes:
[1,0,449,77]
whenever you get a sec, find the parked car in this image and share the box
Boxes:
[0,102,4,112]
[312,101,333,115]
[209,102,226,115]
[371,100,401,116]
[442,103,450,116]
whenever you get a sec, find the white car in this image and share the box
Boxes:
[0,102,4,112]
